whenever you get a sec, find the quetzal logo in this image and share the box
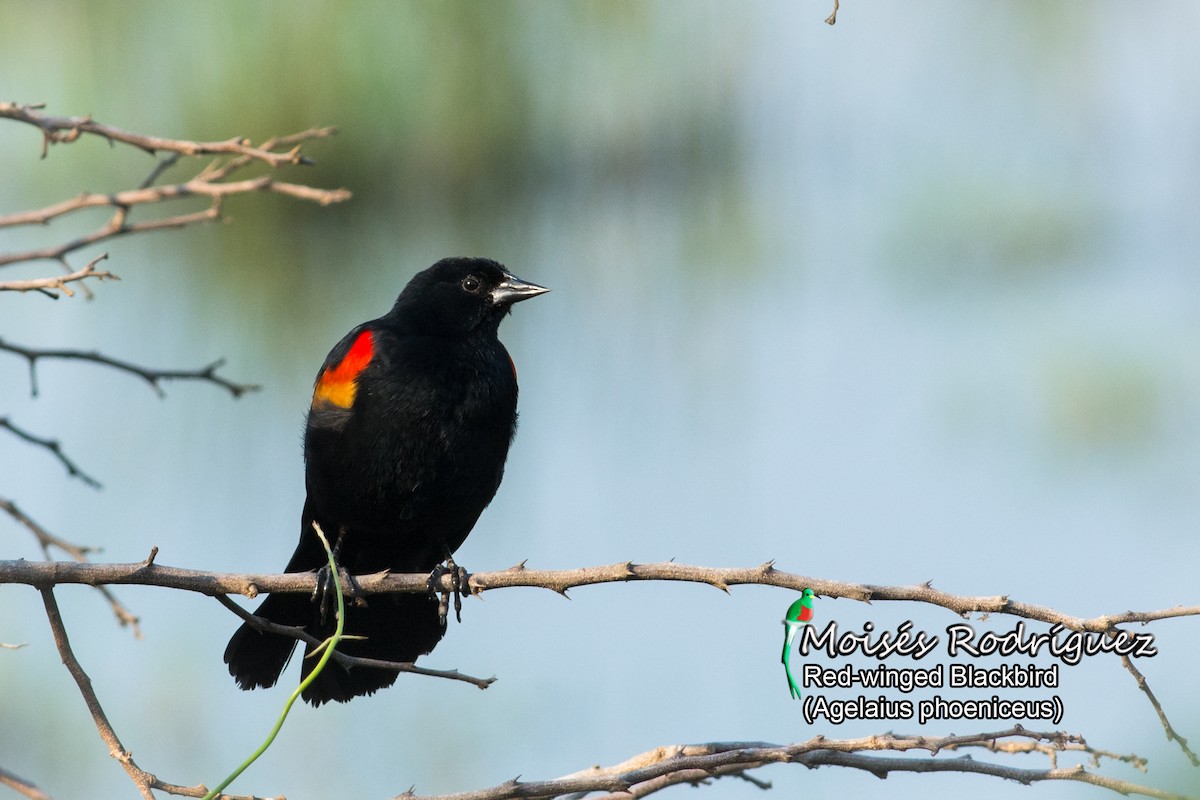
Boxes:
[781,588,816,700]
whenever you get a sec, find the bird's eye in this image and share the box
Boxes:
[461,276,482,293]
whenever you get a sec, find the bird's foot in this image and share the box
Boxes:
[313,562,364,626]
[427,556,469,626]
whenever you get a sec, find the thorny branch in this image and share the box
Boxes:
[0,335,259,398]
[401,730,1188,800]
[0,555,1195,769]
[2,557,1198,633]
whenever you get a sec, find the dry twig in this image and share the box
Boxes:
[400,729,1188,800]
[38,587,266,800]
[0,766,54,800]
[1121,653,1199,766]
[0,416,102,489]
[0,497,140,635]
[0,252,118,297]
[0,102,350,293]
[0,102,321,167]
[0,335,258,398]
[39,587,157,799]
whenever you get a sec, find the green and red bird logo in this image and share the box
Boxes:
[781,588,816,700]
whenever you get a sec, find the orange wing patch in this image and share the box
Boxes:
[313,330,375,409]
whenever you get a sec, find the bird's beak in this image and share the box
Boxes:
[491,273,550,306]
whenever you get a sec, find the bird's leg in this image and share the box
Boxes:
[313,525,365,625]
[427,553,468,626]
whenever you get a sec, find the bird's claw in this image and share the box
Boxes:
[428,556,468,626]
[313,563,364,626]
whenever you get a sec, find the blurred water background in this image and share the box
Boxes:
[2,2,1199,798]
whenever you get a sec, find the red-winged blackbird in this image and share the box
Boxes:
[224,257,547,705]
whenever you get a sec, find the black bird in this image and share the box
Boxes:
[224,257,548,705]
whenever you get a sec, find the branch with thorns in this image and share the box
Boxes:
[22,573,1198,800]
[0,555,1195,767]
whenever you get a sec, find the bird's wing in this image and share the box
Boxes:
[309,327,376,430]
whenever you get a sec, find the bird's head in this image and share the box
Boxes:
[389,257,549,337]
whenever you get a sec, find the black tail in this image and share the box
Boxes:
[224,590,447,706]
[224,590,313,692]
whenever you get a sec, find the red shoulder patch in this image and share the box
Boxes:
[313,330,375,409]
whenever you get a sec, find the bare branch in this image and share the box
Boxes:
[0,102,333,167]
[0,253,117,297]
[1122,652,1199,766]
[0,766,55,800]
[39,587,156,799]
[0,497,140,636]
[0,416,102,489]
[0,496,97,561]
[0,335,259,398]
[401,730,1188,800]
[38,587,260,800]
[0,104,351,279]
[0,203,221,271]
[942,734,1149,771]
[0,176,350,233]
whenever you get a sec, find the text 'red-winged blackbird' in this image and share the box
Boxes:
[224,257,547,705]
